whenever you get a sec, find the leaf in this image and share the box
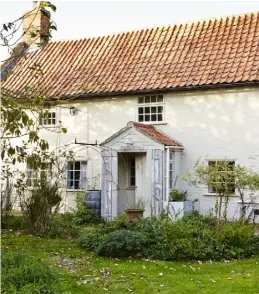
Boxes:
[1,150,5,160]
[40,1,57,12]
[61,128,67,134]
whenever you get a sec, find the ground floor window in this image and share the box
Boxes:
[26,163,49,187]
[67,161,87,190]
[208,160,235,194]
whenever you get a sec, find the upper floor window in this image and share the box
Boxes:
[41,111,56,126]
[67,161,87,190]
[208,160,235,194]
[138,94,164,123]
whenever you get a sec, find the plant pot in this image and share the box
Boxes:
[125,209,144,221]
[168,200,193,220]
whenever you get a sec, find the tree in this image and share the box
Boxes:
[0,2,68,224]
[185,160,259,225]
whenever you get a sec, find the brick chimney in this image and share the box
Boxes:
[22,1,50,49]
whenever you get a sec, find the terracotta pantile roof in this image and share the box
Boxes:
[2,11,259,98]
[100,121,183,147]
[131,122,183,146]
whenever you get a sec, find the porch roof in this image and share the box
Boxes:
[100,121,183,147]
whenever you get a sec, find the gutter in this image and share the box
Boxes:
[58,81,259,101]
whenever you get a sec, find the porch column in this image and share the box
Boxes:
[101,149,118,220]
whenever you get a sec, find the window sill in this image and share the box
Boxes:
[66,189,86,192]
[137,122,167,126]
[204,193,237,197]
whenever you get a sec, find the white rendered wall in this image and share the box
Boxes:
[33,87,259,217]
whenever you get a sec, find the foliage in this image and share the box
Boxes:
[79,213,259,261]
[74,193,104,225]
[97,229,148,258]
[169,189,187,201]
[78,232,105,252]
[1,215,27,231]
[184,160,259,222]
[43,213,80,239]
[20,177,62,234]
[1,253,62,293]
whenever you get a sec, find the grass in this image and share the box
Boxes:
[2,230,259,294]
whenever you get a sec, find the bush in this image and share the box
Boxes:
[2,253,62,293]
[79,213,259,261]
[215,221,259,259]
[43,213,80,239]
[97,229,147,258]
[1,215,27,231]
[74,194,104,225]
[78,232,105,252]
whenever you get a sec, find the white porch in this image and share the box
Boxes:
[100,121,183,220]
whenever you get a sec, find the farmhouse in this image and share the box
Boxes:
[2,4,259,220]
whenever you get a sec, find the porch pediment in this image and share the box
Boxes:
[100,121,183,150]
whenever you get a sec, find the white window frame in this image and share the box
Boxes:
[26,164,49,187]
[66,161,87,190]
[207,160,235,195]
[41,110,56,126]
[137,94,164,123]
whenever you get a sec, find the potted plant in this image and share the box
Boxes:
[125,198,146,221]
[168,189,193,220]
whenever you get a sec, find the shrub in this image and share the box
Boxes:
[215,221,259,258]
[43,213,80,239]
[21,178,62,234]
[1,215,27,231]
[97,229,148,258]
[79,213,259,261]
[78,232,105,252]
[2,253,60,293]
[74,194,104,225]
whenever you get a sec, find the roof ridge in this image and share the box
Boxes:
[47,11,259,46]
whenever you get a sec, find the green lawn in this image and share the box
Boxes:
[2,231,259,294]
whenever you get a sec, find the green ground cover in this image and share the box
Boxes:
[2,231,259,294]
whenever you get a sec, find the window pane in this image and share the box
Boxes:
[145,96,150,103]
[68,162,73,170]
[75,170,80,180]
[158,114,163,121]
[52,112,56,118]
[158,106,163,113]
[151,95,156,103]
[74,181,80,189]
[157,95,163,102]
[145,115,150,121]
[139,107,143,114]
[138,97,144,104]
[75,162,80,170]
[144,107,150,114]
[151,106,156,113]
[67,180,73,189]
[139,115,143,122]
[151,114,157,121]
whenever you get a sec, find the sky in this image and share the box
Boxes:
[0,0,259,61]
